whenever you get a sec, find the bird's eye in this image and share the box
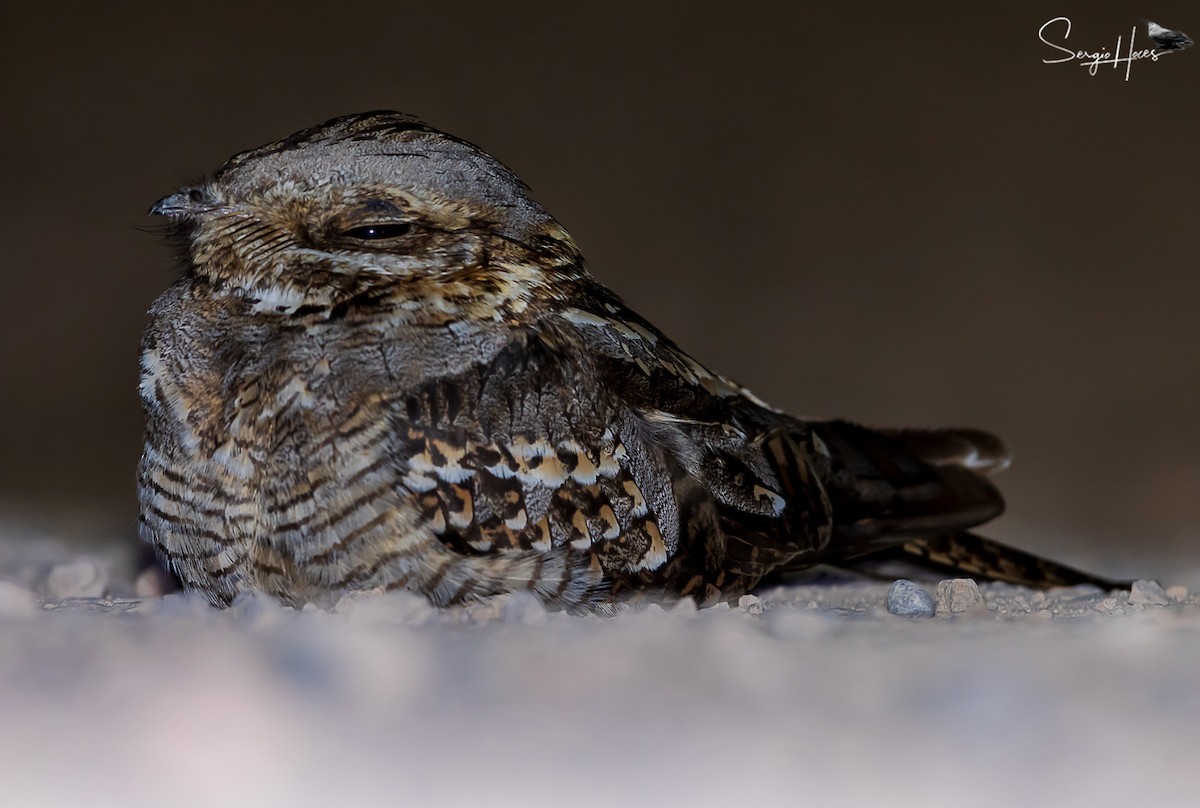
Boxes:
[341,223,412,240]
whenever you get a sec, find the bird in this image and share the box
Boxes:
[1145,20,1193,53]
[139,111,1123,611]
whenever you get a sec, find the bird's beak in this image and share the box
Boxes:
[148,190,207,217]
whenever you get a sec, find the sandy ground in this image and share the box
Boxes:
[2,528,1198,808]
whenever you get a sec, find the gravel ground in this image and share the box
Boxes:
[2,530,1198,808]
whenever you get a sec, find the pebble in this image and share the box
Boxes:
[886,579,935,617]
[671,597,699,617]
[936,579,987,615]
[465,595,507,623]
[229,591,290,627]
[46,560,109,600]
[0,581,40,619]
[738,594,764,615]
[1166,585,1189,603]
[135,589,213,616]
[335,589,435,626]
[502,591,547,625]
[1128,579,1170,607]
[134,566,170,598]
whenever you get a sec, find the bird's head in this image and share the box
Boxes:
[150,111,585,321]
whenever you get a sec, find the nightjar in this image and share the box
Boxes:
[139,111,1119,610]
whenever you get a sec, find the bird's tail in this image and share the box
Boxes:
[881,531,1129,589]
[810,420,1007,548]
[801,421,1124,589]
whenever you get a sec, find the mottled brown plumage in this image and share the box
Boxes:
[139,111,1120,610]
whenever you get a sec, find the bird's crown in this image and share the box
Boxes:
[150,112,583,321]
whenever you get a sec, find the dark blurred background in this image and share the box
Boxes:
[1,2,1196,577]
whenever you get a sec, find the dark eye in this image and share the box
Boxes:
[341,223,412,240]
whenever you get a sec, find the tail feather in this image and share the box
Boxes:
[893,532,1129,589]
[813,420,1005,548]
[875,427,1011,474]
[774,421,1125,591]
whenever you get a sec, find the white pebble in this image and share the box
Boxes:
[670,597,699,617]
[1166,585,1189,603]
[46,560,109,600]
[502,591,547,625]
[0,581,40,619]
[738,594,764,615]
[136,589,212,616]
[134,567,170,598]
[887,579,935,617]
[466,595,507,623]
[936,579,987,615]
[1128,579,1170,607]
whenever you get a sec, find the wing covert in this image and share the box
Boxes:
[390,330,680,579]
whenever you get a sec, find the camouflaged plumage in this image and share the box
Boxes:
[139,112,1118,610]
